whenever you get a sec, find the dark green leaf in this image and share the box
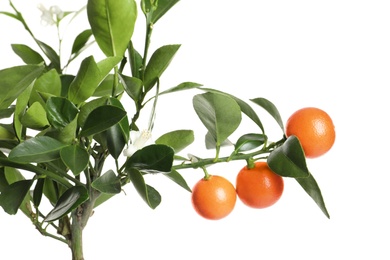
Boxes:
[108,98,129,142]
[87,0,137,57]
[93,193,115,208]
[105,124,126,159]
[128,168,161,209]
[9,136,67,163]
[44,186,89,222]
[11,44,45,65]
[46,117,78,144]
[251,97,284,132]
[0,106,15,119]
[71,29,93,55]
[267,135,309,178]
[91,170,121,194]
[77,97,109,128]
[193,92,241,147]
[120,74,143,102]
[235,133,267,152]
[144,44,181,92]
[296,174,330,218]
[60,145,89,176]
[33,178,45,207]
[0,64,44,110]
[46,97,78,129]
[80,105,126,137]
[60,75,75,97]
[125,144,174,174]
[128,41,143,78]
[155,130,194,153]
[0,179,33,215]
[164,170,191,192]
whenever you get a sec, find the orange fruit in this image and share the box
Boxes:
[191,175,237,220]
[285,107,335,158]
[236,162,284,209]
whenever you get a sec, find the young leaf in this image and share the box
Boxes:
[267,135,309,178]
[80,105,126,137]
[193,92,241,147]
[87,0,137,57]
[235,133,267,152]
[35,39,61,72]
[91,170,121,194]
[296,174,330,218]
[251,97,284,132]
[60,145,89,176]
[97,56,122,79]
[128,168,161,209]
[159,82,203,96]
[0,64,44,110]
[9,136,67,163]
[125,144,174,174]
[144,44,181,92]
[11,44,45,65]
[0,179,33,215]
[155,130,194,153]
[46,97,79,129]
[44,186,89,222]
[143,0,180,24]
[71,29,93,55]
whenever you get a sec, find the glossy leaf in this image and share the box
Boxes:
[60,145,89,176]
[296,174,330,218]
[142,0,180,24]
[128,168,161,209]
[9,136,67,163]
[33,178,45,207]
[94,74,125,97]
[30,69,61,106]
[46,97,78,129]
[201,88,264,133]
[120,74,143,102]
[128,41,143,78]
[20,102,49,129]
[105,124,126,159]
[91,170,121,194]
[108,98,130,142]
[144,44,181,92]
[80,105,126,137]
[125,144,174,174]
[87,0,137,57]
[78,97,109,127]
[68,56,101,104]
[193,92,241,147]
[155,130,194,153]
[44,186,89,222]
[46,117,78,144]
[35,39,61,72]
[267,135,309,178]
[164,170,191,192]
[235,133,266,152]
[251,97,284,132]
[0,179,33,215]
[71,29,93,55]
[0,64,44,110]
[11,44,45,65]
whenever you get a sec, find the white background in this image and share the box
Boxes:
[1,0,390,259]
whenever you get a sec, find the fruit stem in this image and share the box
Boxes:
[201,167,211,180]
[246,158,256,169]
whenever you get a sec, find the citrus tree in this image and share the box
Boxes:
[0,0,335,259]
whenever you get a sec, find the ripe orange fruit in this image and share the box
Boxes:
[285,107,335,158]
[191,175,237,220]
[236,162,284,209]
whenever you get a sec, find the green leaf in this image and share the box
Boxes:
[296,174,330,218]
[93,74,125,97]
[267,135,309,178]
[33,178,45,207]
[0,179,33,215]
[68,56,101,104]
[0,124,16,140]
[60,145,89,176]
[14,84,33,140]
[160,82,203,96]
[35,39,61,72]
[30,69,61,107]
[108,97,129,142]
[164,170,191,192]
[97,56,122,78]
[251,97,284,132]
[87,0,137,57]
[120,74,143,102]
[71,29,93,55]
[11,44,45,65]
[128,41,143,78]
[235,133,267,152]
[0,106,15,119]
[44,186,89,222]
[125,144,174,174]
[0,64,44,110]
[104,124,126,159]
[77,97,109,127]
[155,130,194,153]
[46,97,79,129]
[80,105,126,137]
[128,168,161,209]
[20,101,49,129]
[91,170,121,194]
[142,0,180,24]
[46,116,78,144]
[144,44,181,92]
[201,88,265,133]
[9,136,67,163]
[193,92,241,147]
